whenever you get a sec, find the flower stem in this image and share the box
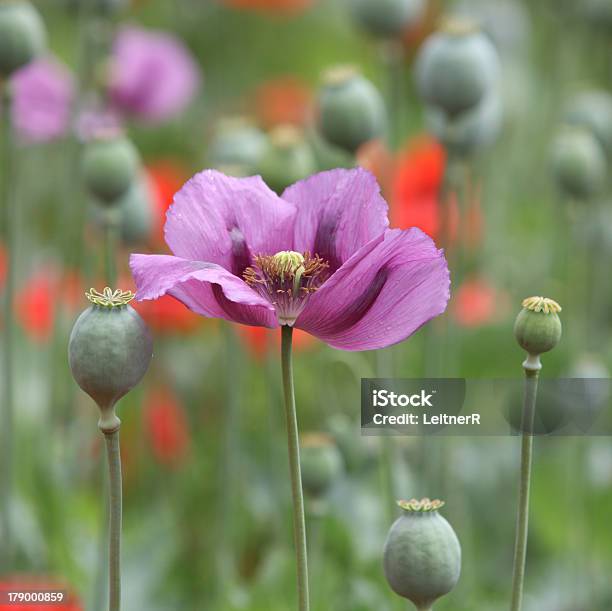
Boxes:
[280,325,310,611]
[509,364,540,611]
[104,212,118,288]
[103,428,123,611]
[0,82,15,571]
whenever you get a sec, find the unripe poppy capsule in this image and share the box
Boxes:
[258,125,315,194]
[300,433,343,499]
[317,65,386,154]
[415,18,500,117]
[82,135,140,205]
[551,127,606,200]
[514,296,562,358]
[68,288,153,432]
[383,498,461,610]
[208,117,267,176]
[0,1,45,78]
[118,176,155,245]
[565,90,612,158]
[350,0,425,39]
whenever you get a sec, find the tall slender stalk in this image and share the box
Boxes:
[0,82,15,570]
[104,212,118,288]
[509,362,540,611]
[280,325,310,611]
[104,427,123,611]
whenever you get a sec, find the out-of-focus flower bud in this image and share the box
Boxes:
[383,498,461,609]
[514,296,562,358]
[425,88,503,157]
[0,1,45,77]
[118,175,155,245]
[68,288,153,432]
[317,65,386,154]
[82,135,140,205]
[258,124,315,194]
[207,117,267,176]
[565,90,612,157]
[300,433,343,500]
[551,127,606,200]
[415,18,500,117]
[349,0,425,39]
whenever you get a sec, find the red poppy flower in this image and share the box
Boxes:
[0,244,6,289]
[133,294,202,334]
[237,325,315,360]
[452,275,509,328]
[391,135,459,244]
[145,160,189,245]
[356,138,395,197]
[15,272,55,343]
[220,0,313,14]
[253,76,312,128]
[0,577,82,610]
[143,386,190,467]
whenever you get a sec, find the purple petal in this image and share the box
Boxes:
[165,170,296,276]
[130,253,278,328]
[296,228,450,350]
[282,167,389,273]
[110,26,200,123]
[11,56,74,143]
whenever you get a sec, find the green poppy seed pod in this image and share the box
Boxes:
[415,18,500,117]
[0,1,45,77]
[514,297,562,359]
[565,90,612,157]
[551,127,606,201]
[208,117,267,176]
[300,433,343,499]
[82,135,140,205]
[258,125,316,194]
[317,66,386,154]
[425,88,503,157]
[383,499,461,610]
[349,0,425,39]
[118,175,155,245]
[68,288,153,433]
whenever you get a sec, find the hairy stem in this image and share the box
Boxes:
[281,325,310,611]
[510,366,539,611]
[0,82,15,570]
[104,428,123,611]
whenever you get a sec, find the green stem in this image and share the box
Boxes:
[509,363,540,611]
[104,212,118,288]
[0,82,15,571]
[104,428,122,611]
[280,325,310,611]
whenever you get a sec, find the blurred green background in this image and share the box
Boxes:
[1,0,612,609]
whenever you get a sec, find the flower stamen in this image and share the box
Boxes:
[244,251,329,326]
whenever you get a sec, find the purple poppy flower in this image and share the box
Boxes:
[109,25,200,123]
[10,56,74,143]
[130,168,450,351]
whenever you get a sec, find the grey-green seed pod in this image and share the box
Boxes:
[349,0,425,39]
[425,88,503,157]
[208,117,267,176]
[551,127,606,200]
[565,90,612,157]
[82,135,140,205]
[383,498,461,610]
[317,66,386,154]
[118,175,155,245]
[0,1,45,77]
[68,288,153,432]
[514,296,562,357]
[258,125,316,194]
[415,18,500,118]
[300,433,343,499]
